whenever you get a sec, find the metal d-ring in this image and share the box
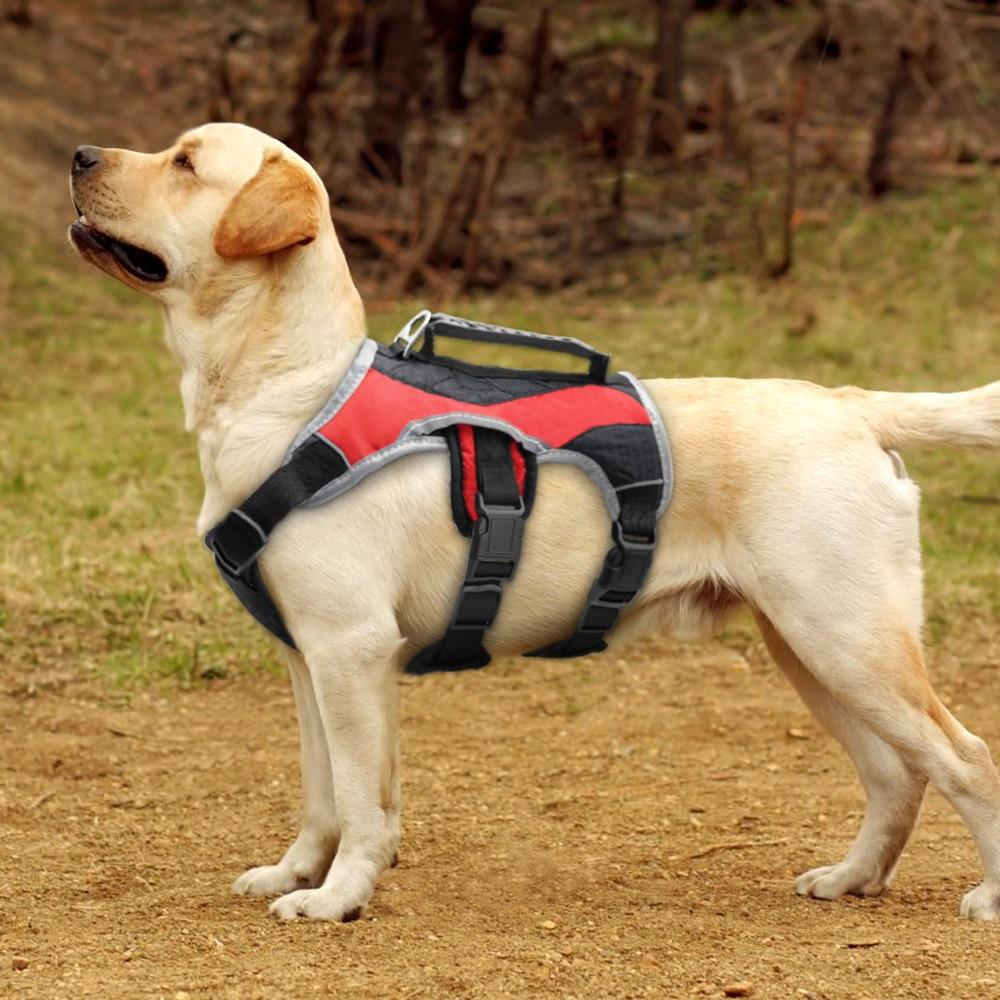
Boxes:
[393,309,432,357]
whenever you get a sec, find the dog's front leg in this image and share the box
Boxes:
[233,651,340,897]
[270,625,400,921]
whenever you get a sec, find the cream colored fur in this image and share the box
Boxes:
[69,123,1000,923]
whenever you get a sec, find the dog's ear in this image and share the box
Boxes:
[213,152,322,260]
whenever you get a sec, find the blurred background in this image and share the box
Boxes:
[2,0,999,295]
[1,4,999,996]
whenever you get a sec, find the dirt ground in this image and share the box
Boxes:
[3,631,1000,1000]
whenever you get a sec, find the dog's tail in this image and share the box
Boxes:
[841,381,1000,451]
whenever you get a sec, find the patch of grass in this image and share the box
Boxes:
[1,177,997,688]
[0,225,277,688]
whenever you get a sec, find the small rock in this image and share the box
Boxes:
[12,957,29,971]
[723,984,753,997]
[174,992,191,1000]
[786,728,810,740]
[540,920,557,930]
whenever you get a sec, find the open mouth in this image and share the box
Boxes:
[70,218,168,283]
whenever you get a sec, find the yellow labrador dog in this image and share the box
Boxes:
[69,123,1000,922]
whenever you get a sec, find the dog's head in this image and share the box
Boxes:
[68,123,326,300]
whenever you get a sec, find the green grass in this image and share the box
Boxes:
[1,178,997,688]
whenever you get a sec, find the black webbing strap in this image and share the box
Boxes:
[526,486,657,660]
[407,428,526,673]
[205,437,346,578]
[204,437,347,650]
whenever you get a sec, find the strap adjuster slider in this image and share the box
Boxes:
[207,510,268,578]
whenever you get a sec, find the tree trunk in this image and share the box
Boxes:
[523,6,551,118]
[647,0,691,158]
[424,0,477,111]
[285,0,338,160]
[362,0,418,184]
[612,68,642,217]
[866,47,912,198]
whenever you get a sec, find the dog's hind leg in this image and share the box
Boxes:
[739,447,1000,918]
[757,584,1000,919]
[233,650,340,897]
[755,613,926,899]
[270,622,401,921]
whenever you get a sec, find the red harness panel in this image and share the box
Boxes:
[317,368,650,465]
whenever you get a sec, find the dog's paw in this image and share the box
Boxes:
[232,862,324,898]
[960,882,1000,921]
[269,885,367,922]
[795,862,886,900]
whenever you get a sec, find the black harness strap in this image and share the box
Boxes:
[526,486,656,660]
[204,437,347,649]
[407,428,526,673]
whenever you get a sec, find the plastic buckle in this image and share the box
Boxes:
[392,309,433,357]
[467,497,525,581]
[597,524,656,598]
[208,510,268,578]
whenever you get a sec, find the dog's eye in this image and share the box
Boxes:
[173,152,195,172]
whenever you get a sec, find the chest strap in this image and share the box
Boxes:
[205,437,347,650]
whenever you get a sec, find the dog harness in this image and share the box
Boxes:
[205,312,673,673]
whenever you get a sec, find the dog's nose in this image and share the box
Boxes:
[72,145,102,175]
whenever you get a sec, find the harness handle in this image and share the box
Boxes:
[394,311,610,382]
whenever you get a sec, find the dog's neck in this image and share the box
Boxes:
[161,229,366,533]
